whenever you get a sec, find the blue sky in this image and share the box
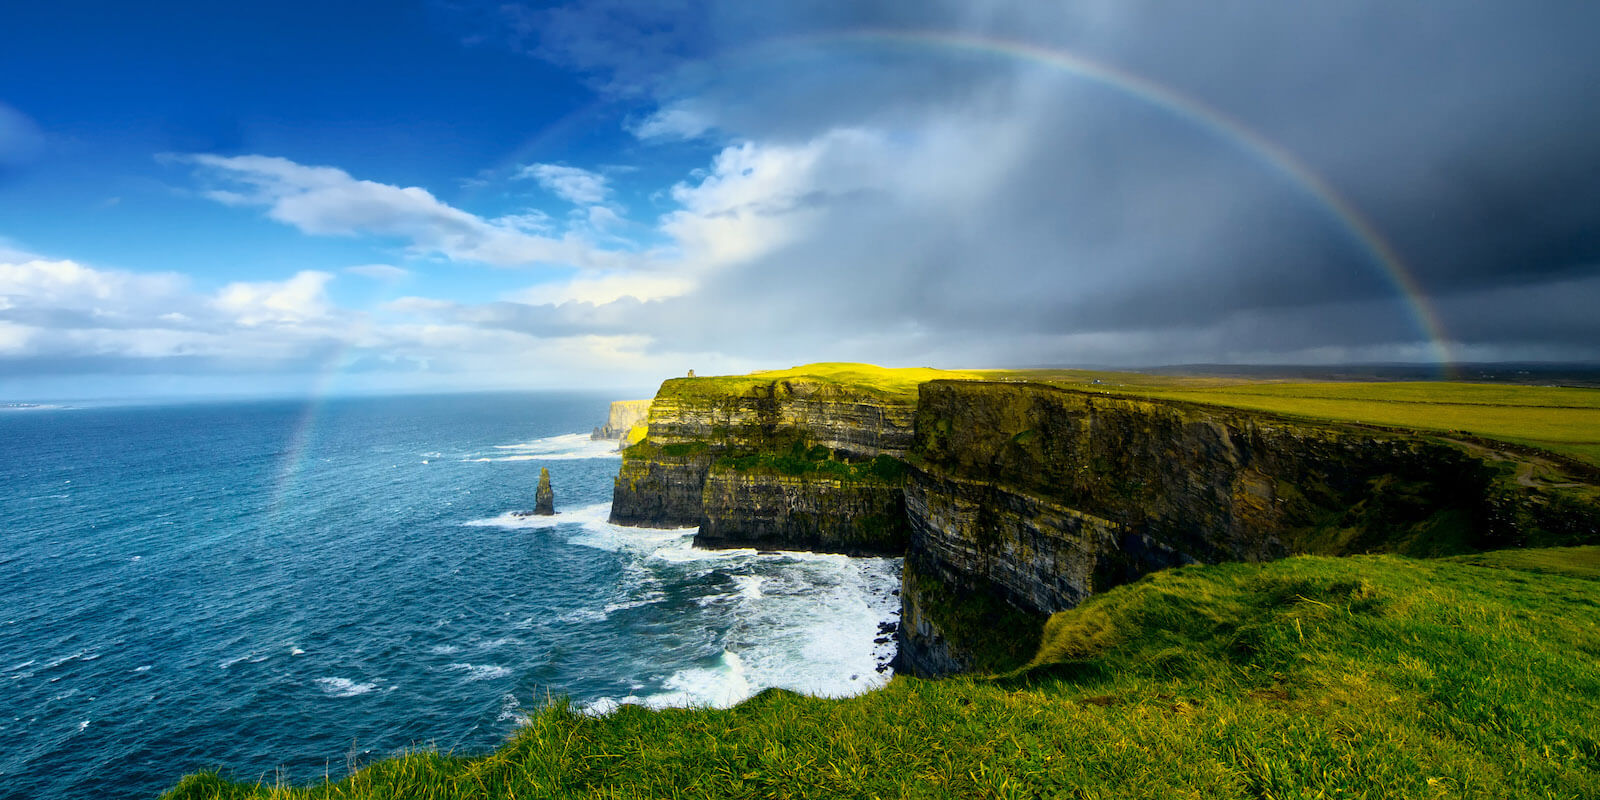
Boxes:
[2,1,1597,400]
[1,2,696,300]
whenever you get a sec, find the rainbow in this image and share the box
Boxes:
[777,30,1455,372]
[265,365,344,523]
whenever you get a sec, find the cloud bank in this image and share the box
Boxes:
[7,0,1598,398]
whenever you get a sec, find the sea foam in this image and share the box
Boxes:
[315,677,379,697]
[565,504,902,714]
[463,433,622,462]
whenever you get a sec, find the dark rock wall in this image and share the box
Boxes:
[698,466,907,555]
[608,376,916,555]
[609,443,712,528]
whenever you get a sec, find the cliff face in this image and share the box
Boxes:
[698,466,907,555]
[592,400,652,440]
[908,381,1500,605]
[896,380,1512,674]
[610,441,712,527]
[639,377,916,456]
[608,376,916,553]
[607,372,1599,678]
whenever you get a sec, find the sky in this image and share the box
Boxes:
[1,1,1597,400]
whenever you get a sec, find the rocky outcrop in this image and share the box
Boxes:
[592,400,652,440]
[609,375,917,554]
[534,467,555,515]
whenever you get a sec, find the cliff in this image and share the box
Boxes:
[608,367,1600,677]
[609,369,918,553]
[592,399,652,441]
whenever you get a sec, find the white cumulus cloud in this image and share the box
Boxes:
[0,258,190,316]
[519,163,611,205]
[212,270,335,326]
[180,154,622,269]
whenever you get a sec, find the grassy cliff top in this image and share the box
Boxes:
[650,362,1600,468]
[167,547,1600,799]
[656,363,989,402]
[991,373,1600,469]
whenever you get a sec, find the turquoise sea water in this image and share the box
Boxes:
[0,393,899,799]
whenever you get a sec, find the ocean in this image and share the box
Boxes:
[0,393,900,799]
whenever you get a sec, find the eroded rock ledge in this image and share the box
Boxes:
[609,373,1600,677]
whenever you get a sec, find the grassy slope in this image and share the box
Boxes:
[167,548,1600,799]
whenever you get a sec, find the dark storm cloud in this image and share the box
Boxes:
[464,0,1600,364]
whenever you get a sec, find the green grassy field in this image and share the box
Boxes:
[167,548,1600,799]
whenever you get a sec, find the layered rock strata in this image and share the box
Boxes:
[697,468,907,555]
[609,376,916,553]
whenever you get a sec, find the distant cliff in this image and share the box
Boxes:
[608,367,1600,677]
[592,400,652,441]
[610,372,914,554]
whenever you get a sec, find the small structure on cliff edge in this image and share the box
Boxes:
[534,467,555,516]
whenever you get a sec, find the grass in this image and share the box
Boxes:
[1447,545,1600,579]
[167,548,1600,799]
[715,442,908,483]
[659,363,989,403]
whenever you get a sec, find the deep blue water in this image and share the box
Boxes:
[0,393,899,799]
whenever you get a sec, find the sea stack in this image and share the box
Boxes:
[534,467,555,516]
